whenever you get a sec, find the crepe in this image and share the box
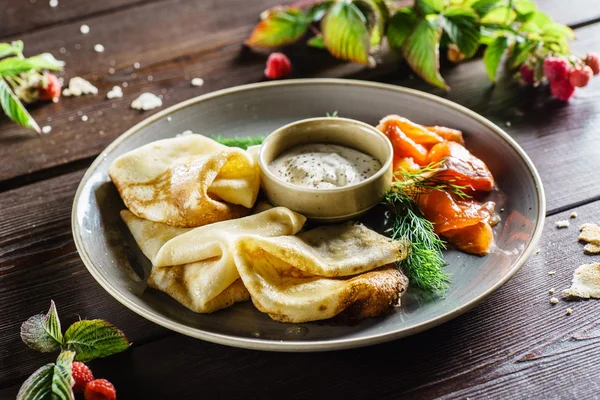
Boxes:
[109,133,260,228]
[233,223,409,323]
[121,207,307,313]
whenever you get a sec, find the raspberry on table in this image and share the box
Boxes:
[519,64,535,85]
[38,73,62,102]
[85,378,117,400]
[569,65,593,88]
[550,78,576,101]
[543,56,570,81]
[585,52,600,75]
[264,52,292,80]
[72,361,95,393]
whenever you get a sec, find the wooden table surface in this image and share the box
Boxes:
[1,0,600,398]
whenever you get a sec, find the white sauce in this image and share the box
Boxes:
[269,143,381,189]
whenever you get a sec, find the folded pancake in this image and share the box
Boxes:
[233,223,409,323]
[110,133,260,227]
[121,207,306,313]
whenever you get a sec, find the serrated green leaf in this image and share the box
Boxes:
[17,352,74,400]
[442,6,481,58]
[354,0,390,47]
[64,319,130,362]
[387,7,419,50]
[0,57,35,76]
[416,0,444,15]
[543,22,575,40]
[307,34,326,49]
[470,0,502,17]
[508,40,536,68]
[483,35,509,81]
[246,8,309,47]
[307,2,333,22]
[321,1,370,64]
[481,6,516,24]
[512,0,536,15]
[402,16,447,89]
[27,53,65,71]
[0,79,40,133]
[20,300,63,352]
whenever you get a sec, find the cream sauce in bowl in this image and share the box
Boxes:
[268,143,382,189]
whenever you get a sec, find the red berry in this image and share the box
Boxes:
[519,64,535,85]
[550,78,576,101]
[585,52,600,75]
[543,56,570,81]
[38,73,61,101]
[85,379,116,400]
[264,52,291,80]
[71,362,95,393]
[569,65,593,88]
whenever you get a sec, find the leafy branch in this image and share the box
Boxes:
[245,0,579,90]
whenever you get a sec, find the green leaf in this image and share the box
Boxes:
[416,0,444,15]
[512,0,536,15]
[321,1,371,64]
[307,34,326,49]
[20,300,63,353]
[483,35,509,81]
[387,7,419,50]
[0,79,40,133]
[0,57,35,76]
[0,40,23,59]
[508,40,536,68]
[64,319,130,362]
[246,7,309,47]
[212,135,266,150]
[17,351,75,400]
[354,0,390,47]
[470,0,502,17]
[27,53,65,71]
[402,16,447,89]
[307,2,333,22]
[519,10,552,32]
[481,6,516,24]
[543,22,575,40]
[442,6,481,58]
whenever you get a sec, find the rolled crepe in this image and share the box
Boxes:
[109,134,260,228]
[232,223,409,323]
[121,207,306,313]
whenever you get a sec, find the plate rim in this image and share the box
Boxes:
[72,78,546,352]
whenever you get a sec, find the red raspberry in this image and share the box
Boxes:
[38,73,61,101]
[85,379,116,400]
[543,56,570,81]
[519,64,534,85]
[71,362,94,393]
[550,78,575,101]
[585,52,600,75]
[264,52,291,80]
[569,65,593,87]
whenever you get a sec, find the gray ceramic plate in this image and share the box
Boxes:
[72,79,545,351]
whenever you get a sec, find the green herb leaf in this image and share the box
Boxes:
[354,0,390,47]
[64,320,130,362]
[543,22,575,40]
[20,300,63,353]
[402,16,448,90]
[470,0,501,17]
[442,6,481,58]
[387,7,418,51]
[512,0,536,15]
[17,351,75,400]
[508,40,536,68]
[0,79,40,133]
[321,1,371,64]
[0,41,24,59]
[307,34,326,49]
[246,7,309,47]
[481,6,516,24]
[0,57,35,76]
[416,0,444,15]
[483,35,509,81]
[307,2,333,22]
[212,135,265,150]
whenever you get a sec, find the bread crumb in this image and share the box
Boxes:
[556,220,570,228]
[81,115,88,122]
[535,249,541,255]
[570,211,577,219]
[94,44,105,53]
[548,271,556,275]
[49,0,58,7]
[566,308,573,315]
[167,116,172,122]
[80,24,90,34]
[549,288,555,295]
[191,78,204,87]
[131,93,162,111]
[41,125,52,134]
[562,263,600,299]
[579,223,600,254]
[550,297,559,304]
[134,62,141,69]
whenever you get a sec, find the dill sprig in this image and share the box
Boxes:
[385,162,470,293]
[212,135,265,150]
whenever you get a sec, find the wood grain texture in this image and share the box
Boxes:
[1,2,599,213]
[0,169,168,388]
[2,199,600,398]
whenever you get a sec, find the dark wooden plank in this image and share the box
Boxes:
[0,0,157,39]
[0,169,168,388]
[3,200,600,398]
[1,2,600,212]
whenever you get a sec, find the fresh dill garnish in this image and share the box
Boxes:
[212,135,265,150]
[384,161,470,293]
[325,111,339,117]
